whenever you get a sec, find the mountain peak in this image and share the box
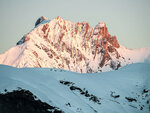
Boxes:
[55,16,65,22]
[1,17,150,73]
[99,22,106,28]
[35,16,49,26]
[55,16,62,20]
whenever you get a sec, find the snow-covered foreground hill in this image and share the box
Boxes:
[0,63,150,113]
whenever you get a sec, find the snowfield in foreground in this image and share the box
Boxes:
[0,63,150,113]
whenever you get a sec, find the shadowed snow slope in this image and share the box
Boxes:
[0,63,150,113]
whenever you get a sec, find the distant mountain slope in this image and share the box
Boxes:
[0,63,150,113]
[0,16,150,73]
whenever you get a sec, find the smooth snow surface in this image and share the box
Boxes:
[0,63,150,113]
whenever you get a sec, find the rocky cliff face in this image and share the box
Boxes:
[0,16,150,73]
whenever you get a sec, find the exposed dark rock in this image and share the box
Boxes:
[70,86,82,92]
[145,94,148,97]
[108,46,115,53]
[142,89,149,94]
[65,103,71,107]
[0,89,63,113]
[35,18,41,26]
[35,16,48,27]
[4,89,7,92]
[60,80,101,105]
[85,91,90,97]
[16,36,25,45]
[89,95,101,104]
[110,91,120,98]
[59,80,74,86]
[110,61,121,70]
[140,106,143,110]
[125,97,137,102]
[116,63,121,70]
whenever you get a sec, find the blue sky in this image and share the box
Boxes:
[0,0,150,53]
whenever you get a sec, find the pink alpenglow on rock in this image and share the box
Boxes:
[0,16,150,73]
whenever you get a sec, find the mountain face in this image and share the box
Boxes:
[0,16,150,73]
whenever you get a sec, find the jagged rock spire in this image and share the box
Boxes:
[35,16,48,26]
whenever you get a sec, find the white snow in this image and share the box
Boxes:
[0,62,150,113]
[99,22,105,28]
[116,46,150,66]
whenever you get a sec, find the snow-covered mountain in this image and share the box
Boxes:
[0,62,150,113]
[0,16,150,73]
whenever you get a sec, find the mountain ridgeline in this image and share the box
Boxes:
[0,16,150,73]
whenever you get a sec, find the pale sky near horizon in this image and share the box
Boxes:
[0,0,150,54]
